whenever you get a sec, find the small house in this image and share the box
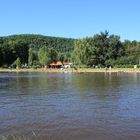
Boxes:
[49,61,63,68]
[49,61,72,68]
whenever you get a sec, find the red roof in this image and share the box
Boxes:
[50,61,63,66]
[50,61,72,66]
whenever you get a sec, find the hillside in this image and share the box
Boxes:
[1,34,75,52]
[0,34,75,66]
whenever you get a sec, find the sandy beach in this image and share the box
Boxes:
[0,68,140,73]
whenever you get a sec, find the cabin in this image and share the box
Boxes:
[49,61,63,68]
[49,61,72,68]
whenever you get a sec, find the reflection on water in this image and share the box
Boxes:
[0,72,140,140]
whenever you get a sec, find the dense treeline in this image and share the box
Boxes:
[0,34,75,67]
[0,32,140,68]
[72,31,140,67]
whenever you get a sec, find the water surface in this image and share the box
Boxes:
[0,72,140,140]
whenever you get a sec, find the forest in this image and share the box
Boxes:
[0,31,140,68]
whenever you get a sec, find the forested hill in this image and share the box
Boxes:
[0,34,75,52]
[0,34,75,66]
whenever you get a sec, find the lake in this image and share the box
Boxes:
[0,72,140,140]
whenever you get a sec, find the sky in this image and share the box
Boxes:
[0,0,140,41]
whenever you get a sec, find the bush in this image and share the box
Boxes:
[136,65,140,68]
[114,64,135,68]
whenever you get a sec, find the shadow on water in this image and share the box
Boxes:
[72,73,123,98]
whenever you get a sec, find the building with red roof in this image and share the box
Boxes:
[49,61,72,68]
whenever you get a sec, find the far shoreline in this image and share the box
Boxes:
[0,68,140,73]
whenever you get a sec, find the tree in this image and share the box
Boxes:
[15,57,21,69]
[58,53,65,63]
[72,39,92,66]
[108,35,124,59]
[28,48,34,66]
[1,33,140,68]
[72,31,124,67]
[13,40,29,64]
[38,47,48,66]
[38,47,58,67]
[123,40,140,64]
[47,48,58,63]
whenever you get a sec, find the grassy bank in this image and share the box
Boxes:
[0,68,140,73]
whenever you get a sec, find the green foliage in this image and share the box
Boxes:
[38,47,58,66]
[3,34,75,53]
[28,48,34,66]
[72,39,97,66]
[0,33,140,68]
[72,39,90,65]
[72,31,124,67]
[15,57,21,68]
[0,34,74,67]
[38,47,48,66]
